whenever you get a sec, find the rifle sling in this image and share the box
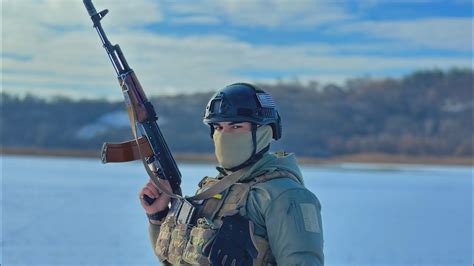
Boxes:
[123,77,250,202]
[123,77,182,200]
[187,167,249,201]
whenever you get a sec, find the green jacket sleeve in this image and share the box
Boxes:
[267,187,324,265]
[148,222,161,252]
[247,178,324,266]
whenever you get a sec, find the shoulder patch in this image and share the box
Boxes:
[299,203,321,233]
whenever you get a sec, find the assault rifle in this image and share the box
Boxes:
[83,0,182,203]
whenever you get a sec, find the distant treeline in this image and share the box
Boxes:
[2,68,473,158]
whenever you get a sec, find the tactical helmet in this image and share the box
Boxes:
[203,83,282,140]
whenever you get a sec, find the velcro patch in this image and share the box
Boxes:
[256,93,276,108]
[212,193,223,199]
[299,203,321,233]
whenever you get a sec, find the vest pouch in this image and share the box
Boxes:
[182,218,217,265]
[168,223,192,265]
[155,215,176,262]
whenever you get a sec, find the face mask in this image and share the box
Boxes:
[213,125,273,169]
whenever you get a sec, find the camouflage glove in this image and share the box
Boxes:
[209,214,258,266]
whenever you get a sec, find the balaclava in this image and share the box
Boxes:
[213,125,272,170]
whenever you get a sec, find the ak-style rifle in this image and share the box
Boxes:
[83,0,182,203]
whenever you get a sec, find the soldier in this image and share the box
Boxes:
[139,83,324,265]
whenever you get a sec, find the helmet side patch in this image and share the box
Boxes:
[256,93,276,108]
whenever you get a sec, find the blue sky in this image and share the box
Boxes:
[2,0,473,99]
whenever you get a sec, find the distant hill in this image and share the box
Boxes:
[2,68,472,158]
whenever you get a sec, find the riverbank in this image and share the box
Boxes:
[1,147,472,166]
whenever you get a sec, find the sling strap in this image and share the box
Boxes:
[123,76,182,200]
[187,167,249,201]
[122,74,283,203]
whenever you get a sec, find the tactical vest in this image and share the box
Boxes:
[154,169,301,266]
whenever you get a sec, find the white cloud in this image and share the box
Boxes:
[169,16,220,25]
[2,1,472,100]
[4,28,471,99]
[166,0,351,28]
[2,0,162,34]
[2,0,163,60]
[335,18,474,51]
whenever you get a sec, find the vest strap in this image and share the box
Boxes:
[253,169,301,185]
[187,167,250,201]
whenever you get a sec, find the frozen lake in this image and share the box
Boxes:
[1,155,473,265]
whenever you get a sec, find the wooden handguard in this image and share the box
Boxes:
[101,136,153,163]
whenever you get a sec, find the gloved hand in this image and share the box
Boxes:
[209,214,258,266]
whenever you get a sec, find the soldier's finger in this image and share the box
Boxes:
[145,182,161,196]
[143,187,159,199]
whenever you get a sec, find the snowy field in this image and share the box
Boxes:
[1,155,473,265]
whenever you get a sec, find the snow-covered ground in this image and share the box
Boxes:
[1,155,473,265]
